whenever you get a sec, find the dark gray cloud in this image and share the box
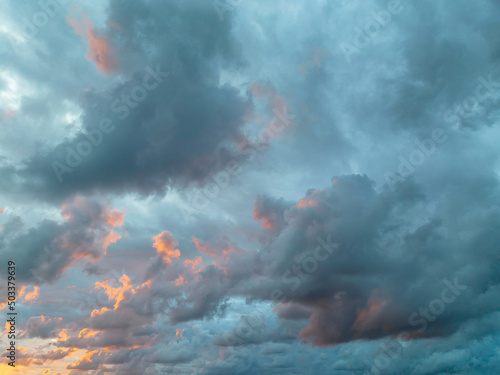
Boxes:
[150,173,500,360]
[0,196,124,284]
[0,0,252,202]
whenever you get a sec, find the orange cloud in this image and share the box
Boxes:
[23,286,40,302]
[184,256,203,271]
[61,197,125,227]
[91,307,111,318]
[68,15,118,74]
[18,286,27,299]
[222,247,240,257]
[102,230,121,249]
[102,208,125,227]
[92,275,151,317]
[95,274,132,310]
[67,350,103,370]
[252,208,274,230]
[192,237,240,262]
[297,198,318,209]
[58,329,70,342]
[0,364,15,374]
[60,197,125,261]
[175,275,186,286]
[60,195,90,222]
[153,231,181,265]
[0,207,5,214]
[192,237,218,257]
[175,328,185,339]
[78,328,100,339]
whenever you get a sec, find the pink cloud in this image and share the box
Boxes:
[153,231,181,265]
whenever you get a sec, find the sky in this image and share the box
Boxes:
[0,0,500,374]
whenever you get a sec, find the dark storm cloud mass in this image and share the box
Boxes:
[1,0,500,374]
[163,175,500,346]
[0,0,252,202]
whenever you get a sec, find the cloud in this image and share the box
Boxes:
[253,195,292,232]
[23,286,40,302]
[68,14,119,74]
[66,350,105,371]
[2,0,500,373]
[22,316,64,339]
[156,174,500,351]
[184,256,203,271]
[0,0,252,203]
[153,231,181,265]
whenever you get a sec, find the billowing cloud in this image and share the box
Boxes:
[0,196,125,283]
[0,0,252,203]
[22,316,64,339]
[154,174,500,353]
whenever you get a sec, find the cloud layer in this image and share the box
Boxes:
[1,0,500,374]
